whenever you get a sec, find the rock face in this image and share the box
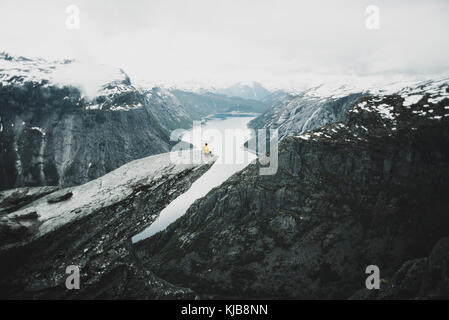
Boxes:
[0,54,175,190]
[245,85,364,154]
[350,237,449,299]
[135,78,449,299]
[0,186,59,214]
[0,150,216,299]
[248,84,366,141]
[0,53,267,191]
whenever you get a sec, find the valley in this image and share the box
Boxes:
[1,53,449,300]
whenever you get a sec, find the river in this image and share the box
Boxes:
[132,113,257,242]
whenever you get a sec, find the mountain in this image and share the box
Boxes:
[244,84,365,153]
[0,150,216,299]
[216,82,272,101]
[260,89,288,105]
[3,52,449,300]
[0,53,267,191]
[1,76,448,299]
[248,83,393,139]
[135,77,449,299]
[168,89,269,116]
[244,81,444,152]
[0,53,177,190]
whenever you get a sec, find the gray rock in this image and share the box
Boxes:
[0,186,59,214]
[13,210,39,220]
[0,151,216,299]
[0,217,28,236]
[47,190,73,204]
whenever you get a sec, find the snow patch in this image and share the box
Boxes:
[297,134,311,140]
[403,94,422,107]
[86,104,101,110]
[5,150,217,239]
[375,104,395,120]
[0,53,130,100]
[31,127,46,136]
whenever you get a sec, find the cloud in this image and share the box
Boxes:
[1,0,448,88]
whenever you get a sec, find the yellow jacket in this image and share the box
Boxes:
[203,145,210,154]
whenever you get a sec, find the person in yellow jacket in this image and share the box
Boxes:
[203,143,211,155]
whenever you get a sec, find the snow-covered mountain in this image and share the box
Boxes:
[294,77,449,142]
[0,53,175,190]
[0,52,132,101]
[248,77,449,142]
[215,81,272,101]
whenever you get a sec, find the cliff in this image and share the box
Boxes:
[0,150,216,299]
[135,78,449,299]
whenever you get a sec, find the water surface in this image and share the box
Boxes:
[132,114,257,242]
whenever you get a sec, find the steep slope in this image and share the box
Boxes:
[260,89,288,105]
[135,77,449,299]
[0,53,171,190]
[248,84,369,141]
[244,84,366,154]
[144,87,194,131]
[0,150,216,299]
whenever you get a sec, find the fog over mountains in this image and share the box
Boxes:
[1,0,449,301]
[215,82,272,101]
[1,48,449,299]
[0,53,268,191]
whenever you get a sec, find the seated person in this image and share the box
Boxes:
[203,143,211,155]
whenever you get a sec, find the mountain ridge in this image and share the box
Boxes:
[0,53,267,191]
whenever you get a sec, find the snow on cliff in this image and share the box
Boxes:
[0,52,131,100]
[0,150,216,249]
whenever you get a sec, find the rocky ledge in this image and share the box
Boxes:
[0,150,216,299]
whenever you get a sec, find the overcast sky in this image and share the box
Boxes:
[1,0,449,89]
